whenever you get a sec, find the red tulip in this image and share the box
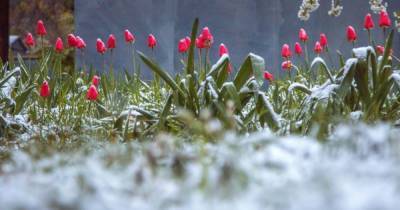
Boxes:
[86,85,99,101]
[196,37,204,49]
[264,71,273,82]
[364,13,375,30]
[36,20,47,36]
[148,34,157,49]
[96,38,107,54]
[76,36,86,49]
[219,43,229,57]
[294,42,302,55]
[24,33,35,47]
[299,28,308,42]
[55,37,64,53]
[107,34,116,49]
[92,75,100,87]
[346,26,357,42]
[67,34,77,47]
[178,38,188,53]
[40,80,50,98]
[281,44,291,58]
[376,45,385,55]
[124,30,135,43]
[319,33,328,48]
[185,36,191,48]
[281,60,292,70]
[197,27,213,49]
[314,41,323,54]
[379,10,391,28]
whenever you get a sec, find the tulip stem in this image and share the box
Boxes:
[304,42,310,69]
[367,30,372,46]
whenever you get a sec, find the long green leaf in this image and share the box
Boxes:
[138,51,186,97]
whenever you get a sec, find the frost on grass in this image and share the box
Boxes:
[353,46,375,60]
[1,123,400,210]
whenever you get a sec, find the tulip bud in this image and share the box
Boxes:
[24,33,35,47]
[36,20,47,36]
[107,34,116,49]
[178,38,188,53]
[376,45,385,55]
[319,33,328,48]
[124,30,135,43]
[281,44,291,58]
[364,13,375,30]
[54,37,64,53]
[294,42,302,55]
[86,85,99,101]
[264,71,273,81]
[148,34,157,49]
[96,38,107,54]
[379,10,391,28]
[196,37,204,49]
[40,80,50,98]
[281,60,292,70]
[219,43,229,57]
[92,75,100,87]
[314,41,323,54]
[76,36,86,49]
[67,34,77,47]
[346,26,357,42]
[199,27,213,48]
[299,28,308,42]
[185,36,191,48]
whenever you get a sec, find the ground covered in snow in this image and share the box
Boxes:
[1,123,400,210]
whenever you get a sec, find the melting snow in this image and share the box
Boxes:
[352,46,375,59]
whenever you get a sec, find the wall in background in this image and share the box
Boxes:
[75,0,400,78]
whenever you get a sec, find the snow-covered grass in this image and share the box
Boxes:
[1,123,400,210]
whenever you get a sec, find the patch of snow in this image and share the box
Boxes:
[352,46,375,59]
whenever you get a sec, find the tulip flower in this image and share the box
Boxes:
[346,26,357,43]
[185,36,191,48]
[264,71,273,82]
[67,34,77,47]
[364,13,375,30]
[92,75,100,87]
[107,34,116,49]
[55,37,64,53]
[314,41,323,54]
[319,33,328,48]
[299,28,308,42]
[178,38,189,53]
[76,36,86,49]
[24,33,35,48]
[196,37,204,49]
[36,20,47,36]
[376,45,385,55]
[40,80,51,98]
[281,60,292,70]
[281,44,291,58]
[96,38,107,54]
[148,34,157,49]
[294,42,303,55]
[219,43,229,57]
[196,27,214,49]
[86,85,99,101]
[379,10,391,28]
[124,30,135,43]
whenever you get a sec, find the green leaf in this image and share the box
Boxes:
[13,85,35,115]
[233,53,265,90]
[0,68,19,88]
[186,18,199,77]
[158,94,173,130]
[310,57,334,83]
[138,51,186,97]
[353,60,370,110]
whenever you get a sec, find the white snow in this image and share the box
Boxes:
[352,46,375,59]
